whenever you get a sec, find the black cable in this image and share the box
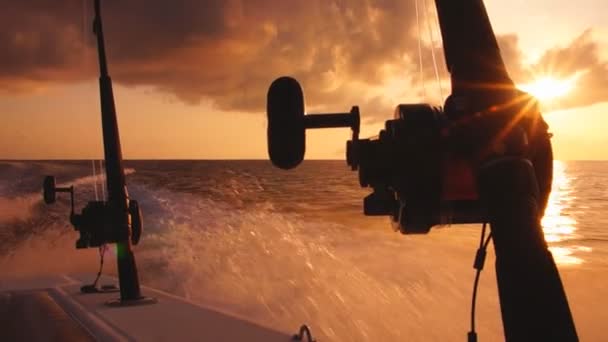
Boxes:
[292,325,316,342]
[468,223,492,342]
[92,244,107,288]
[80,244,108,294]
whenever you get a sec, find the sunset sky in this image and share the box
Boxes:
[1,0,607,160]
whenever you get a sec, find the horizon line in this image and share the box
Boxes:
[1,158,606,162]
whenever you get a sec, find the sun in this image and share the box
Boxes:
[518,76,577,102]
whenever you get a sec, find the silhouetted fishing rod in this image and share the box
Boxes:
[434,1,577,340]
[265,0,578,340]
[44,0,151,305]
[92,0,143,303]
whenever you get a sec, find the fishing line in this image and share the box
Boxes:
[98,159,106,200]
[82,0,90,64]
[414,0,427,100]
[91,159,99,200]
[87,3,100,202]
[422,0,444,102]
[87,149,111,291]
[427,0,450,94]
[82,0,87,48]
[85,1,106,203]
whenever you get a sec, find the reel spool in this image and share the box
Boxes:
[42,175,142,247]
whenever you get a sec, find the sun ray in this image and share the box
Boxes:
[484,92,538,156]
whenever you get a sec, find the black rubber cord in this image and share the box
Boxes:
[92,244,107,288]
[468,223,492,342]
[80,244,109,294]
[292,324,316,342]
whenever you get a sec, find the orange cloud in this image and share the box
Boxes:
[499,30,608,110]
[1,0,424,119]
[2,1,607,117]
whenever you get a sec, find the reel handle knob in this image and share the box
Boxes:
[128,200,143,245]
[43,176,73,204]
[43,175,58,204]
[43,175,76,215]
[267,77,305,169]
[267,76,360,169]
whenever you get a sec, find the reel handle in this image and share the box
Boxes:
[267,76,360,169]
[43,176,75,214]
[304,110,360,134]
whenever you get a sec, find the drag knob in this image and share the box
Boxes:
[267,76,305,169]
[129,200,143,245]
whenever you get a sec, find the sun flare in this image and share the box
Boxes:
[518,76,577,102]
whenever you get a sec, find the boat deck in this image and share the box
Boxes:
[0,275,293,342]
[0,289,94,342]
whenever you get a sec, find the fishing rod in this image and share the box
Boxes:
[266,0,577,340]
[43,0,153,305]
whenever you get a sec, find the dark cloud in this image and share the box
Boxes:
[0,1,94,90]
[2,1,607,114]
[1,0,420,115]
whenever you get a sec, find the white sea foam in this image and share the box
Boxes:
[128,185,504,341]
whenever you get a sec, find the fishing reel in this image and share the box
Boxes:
[43,176,142,248]
[267,76,552,234]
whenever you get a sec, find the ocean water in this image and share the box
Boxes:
[0,160,607,341]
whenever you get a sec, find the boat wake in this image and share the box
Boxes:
[0,171,504,341]
[3,161,606,341]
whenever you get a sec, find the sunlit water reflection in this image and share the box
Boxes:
[543,161,591,265]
